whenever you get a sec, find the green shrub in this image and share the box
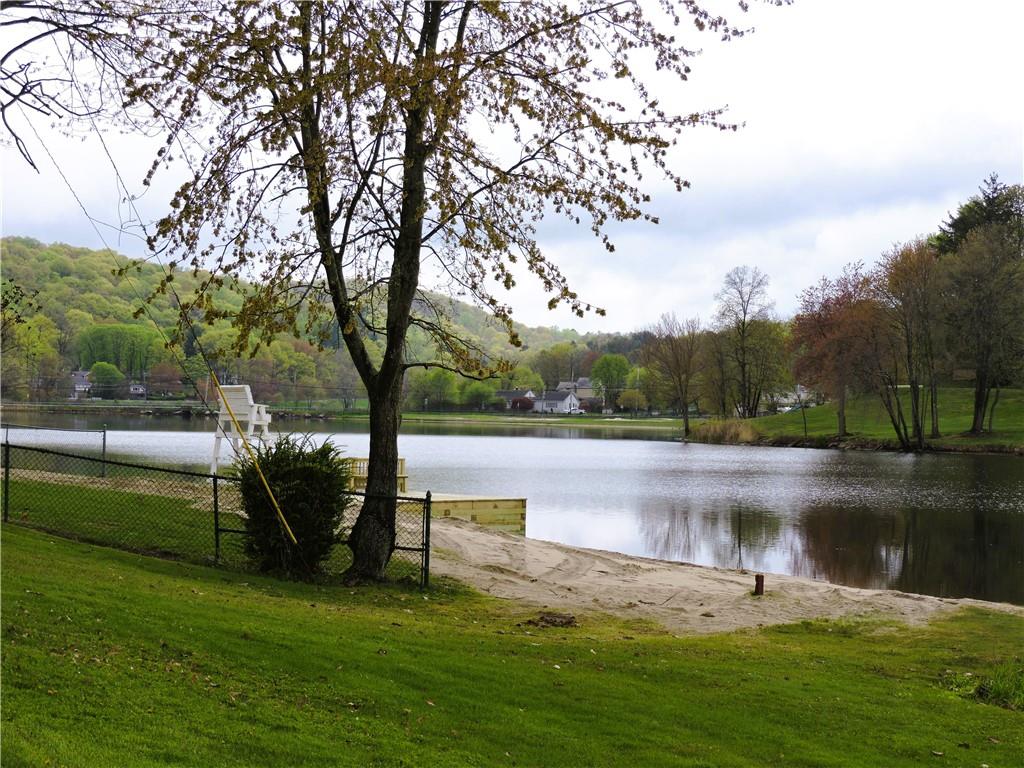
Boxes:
[974,663,1024,710]
[236,435,351,580]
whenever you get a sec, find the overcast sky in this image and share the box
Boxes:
[2,0,1022,335]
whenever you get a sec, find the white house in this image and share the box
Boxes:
[69,370,92,400]
[531,390,580,414]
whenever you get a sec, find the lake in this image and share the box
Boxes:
[3,413,1022,604]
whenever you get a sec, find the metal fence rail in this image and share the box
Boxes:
[1,422,108,472]
[1,442,430,587]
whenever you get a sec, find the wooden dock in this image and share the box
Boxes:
[345,458,408,493]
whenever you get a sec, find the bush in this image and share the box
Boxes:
[236,435,352,579]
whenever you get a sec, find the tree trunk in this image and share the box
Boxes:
[878,383,912,451]
[970,371,989,434]
[910,382,924,450]
[929,375,940,438]
[836,386,847,437]
[341,3,441,581]
[986,386,1000,433]
[346,376,403,582]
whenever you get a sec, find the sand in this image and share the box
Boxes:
[430,518,1023,634]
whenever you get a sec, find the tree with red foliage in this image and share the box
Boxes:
[790,264,873,437]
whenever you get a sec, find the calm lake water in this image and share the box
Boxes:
[4,413,1023,604]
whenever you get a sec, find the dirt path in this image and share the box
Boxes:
[430,518,1023,634]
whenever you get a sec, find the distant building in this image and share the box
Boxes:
[556,377,595,399]
[495,389,536,409]
[776,385,811,407]
[128,382,147,399]
[69,370,92,400]
[532,389,580,414]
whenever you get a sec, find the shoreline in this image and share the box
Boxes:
[0,401,683,432]
[431,517,1024,634]
[689,433,1024,457]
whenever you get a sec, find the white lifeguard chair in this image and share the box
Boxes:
[211,385,272,474]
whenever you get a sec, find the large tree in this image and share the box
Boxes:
[590,352,631,408]
[944,223,1024,433]
[875,239,944,447]
[714,265,775,418]
[640,313,702,435]
[790,264,873,437]
[935,176,1024,434]
[6,1,758,580]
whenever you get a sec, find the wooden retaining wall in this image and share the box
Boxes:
[423,493,526,534]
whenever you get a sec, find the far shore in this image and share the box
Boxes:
[3,400,1021,454]
[0,400,685,432]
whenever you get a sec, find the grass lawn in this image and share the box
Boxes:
[751,388,1024,450]
[2,475,422,583]
[3,526,1022,767]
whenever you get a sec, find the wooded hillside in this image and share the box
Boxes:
[0,237,586,405]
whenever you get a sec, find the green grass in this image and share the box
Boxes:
[3,526,1023,767]
[399,411,684,431]
[751,387,1024,450]
[3,476,422,582]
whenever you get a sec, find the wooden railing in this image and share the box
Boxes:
[344,457,407,494]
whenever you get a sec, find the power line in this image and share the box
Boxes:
[23,57,304,557]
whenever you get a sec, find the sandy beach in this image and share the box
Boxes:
[430,518,1024,633]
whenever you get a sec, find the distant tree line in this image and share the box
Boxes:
[2,175,1020,439]
[790,174,1023,449]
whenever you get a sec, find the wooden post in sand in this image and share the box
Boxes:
[754,574,765,596]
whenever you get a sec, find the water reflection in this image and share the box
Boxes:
[633,499,1024,604]
[637,500,783,575]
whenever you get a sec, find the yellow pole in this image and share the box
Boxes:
[210,371,297,545]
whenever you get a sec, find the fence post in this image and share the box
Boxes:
[422,490,431,589]
[101,424,108,478]
[3,442,10,523]
[213,475,220,565]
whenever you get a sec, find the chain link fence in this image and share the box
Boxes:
[1,442,430,587]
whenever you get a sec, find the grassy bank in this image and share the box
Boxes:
[3,526,1023,767]
[399,411,683,433]
[739,388,1023,452]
